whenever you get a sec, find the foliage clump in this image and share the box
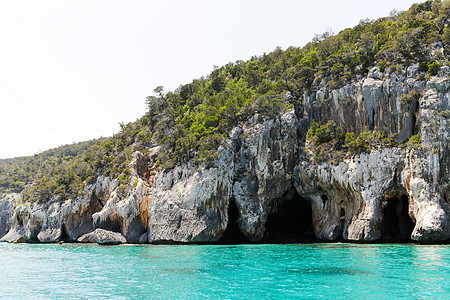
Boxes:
[407,134,422,149]
[307,120,398,164]
[400,90,422,103]
[0,141,98,202]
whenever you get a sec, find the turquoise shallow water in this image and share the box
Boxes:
[0,243,448,299]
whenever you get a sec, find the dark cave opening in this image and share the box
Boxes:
[218,199,250,244]
[60,225,68,242]
[340,207,346,228]
[264,191,315,243]
[382,195,415,241]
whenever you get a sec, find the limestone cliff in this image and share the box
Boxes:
[0,65,448,244]
[144,65,448,244]
[295,64,449,243]
[0,177,112,243]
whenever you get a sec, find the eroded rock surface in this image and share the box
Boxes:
[148,154,233,243]
[0,176,111,243]
[77,231,96,243]
[293,67,449,243]
[230,110,298,241]
[93,152,152,243]
[76,228,126,245]
[0,194,17,239]
[93,228,126,245]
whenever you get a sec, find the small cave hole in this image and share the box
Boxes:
[264,191,315,243]
[370,108,376,130]
[321,195,328,205]
[382,195,414,242]
[60,225,69,242]
[16,216,23,227]
[340,207,346,228]
[218,199,249,244]
[91,193,104,212]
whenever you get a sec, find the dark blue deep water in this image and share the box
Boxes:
[0,243,448,299]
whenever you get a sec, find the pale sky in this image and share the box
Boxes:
[0,0,418,159]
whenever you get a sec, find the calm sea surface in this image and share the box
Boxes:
[0,243,448,299]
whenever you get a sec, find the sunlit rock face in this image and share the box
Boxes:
[148,160,232,243]
[146,109,299,243]
[92,152,153,243]
[0,176,111,243]
[293,66,449,243]
[0,67,448,244]
[0,194,16,239]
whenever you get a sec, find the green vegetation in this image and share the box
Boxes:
[400,89,422,103]
[439,109,450,117]
[419,58,442,77]
[0,140,98,201]
[306,121,398,163]
[1,0,449,203]
[407,134,422,149]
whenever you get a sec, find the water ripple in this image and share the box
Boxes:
[0,243,448,298]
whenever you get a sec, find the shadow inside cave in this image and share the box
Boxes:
[263,191,316,243]
[217,199,250,244]
[382,195,415,242]
[217,191,316,244]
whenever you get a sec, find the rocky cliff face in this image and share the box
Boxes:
[0,66,448,244]
[0,194,16,238]
[144,65,449,244]
[93,152,152,243]
[0,176,112,243]
[295,64,449,243]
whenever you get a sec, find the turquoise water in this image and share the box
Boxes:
[0,243,448,299]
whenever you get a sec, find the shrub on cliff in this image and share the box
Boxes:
[345,131,397,154]
[406,134,422,150]
[307,121,346,147]
[307,121,398,163]
[401,90,422,104]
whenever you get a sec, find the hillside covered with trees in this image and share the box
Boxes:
[1,0,449,204]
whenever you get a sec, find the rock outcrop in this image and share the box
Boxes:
[77,231,96,243]
[148,148,233,243]
[77,228,126,245]
[93,152,152,243]
[0,194,16,239]
[0,176,113,243]
[230,110,299,241]
[291,66,449,243]
[93,228,126,245]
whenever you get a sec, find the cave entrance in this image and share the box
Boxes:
[264,191,315,243]
[382,195,414,242]
[60,224,69,242]
[218,199,249,244]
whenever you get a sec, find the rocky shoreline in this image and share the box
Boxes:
[1,64,449,245]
